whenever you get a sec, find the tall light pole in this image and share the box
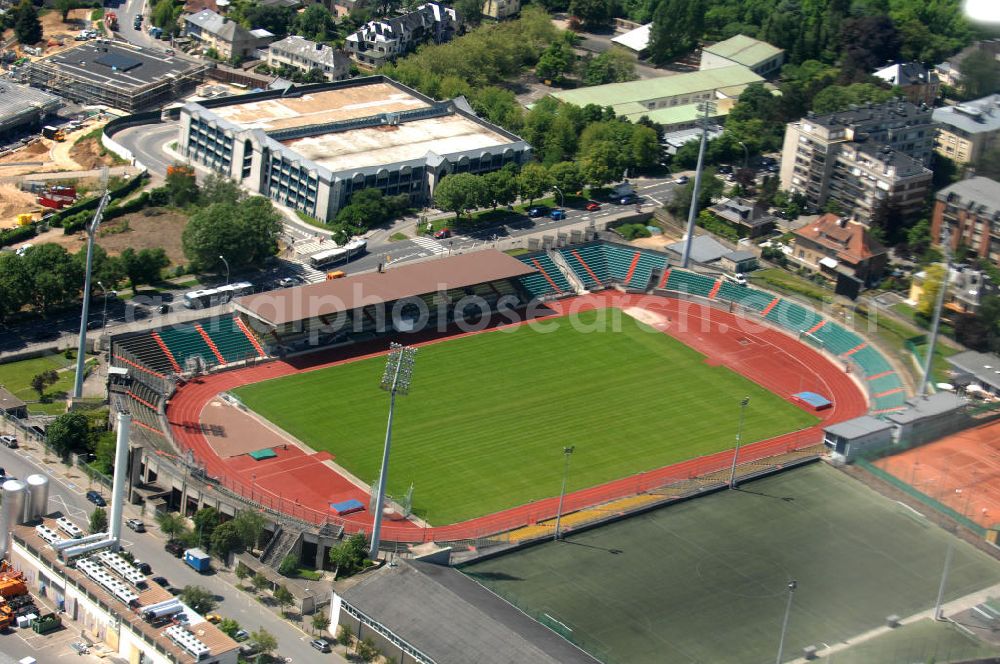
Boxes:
[737,141,750,170]
[728,396,751,489]
[369,342,417,560]
[218,255,230,286]
[918,223,951,397]
[97,281,108,330]
[553,446,575,541]
[775,580,797,664]
[681,99,716,268]
[553,185,565,208]
[933,533,955,620]
[73,186,111,399]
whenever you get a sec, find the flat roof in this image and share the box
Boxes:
[824,415,894,439]
[947,349,1000,389]
[703,34,783,67]
[284,113,513,172]
[36,42,202,91]
[550,65,763,109]
[208,82,430,131]
[610,23,650,51]
[236,249,536,326]
[0,81,60,121]
[0,387,26,411]
[886,392,966,424]
[340,560,599,664]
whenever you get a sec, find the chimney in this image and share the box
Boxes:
[839,217,848,228]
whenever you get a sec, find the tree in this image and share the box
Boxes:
[0,252,30,323]
[235,563,250,586]
[535,42,574,84]
[482,168,519,209]
[89,507,108,534]
[192,507,220,547]
[200,173,243,206]
[839,15,900,81]
[120,248,169,292]
[165,164,199,206]
[273,585,294,614]
[648,0,703,65]
[960,50,1000,99]
[312,611,329,634]
[580,141,618,185]
[278,554,299,577]
[217,618,241,639]
[293,3,336,41]
[155,511,189,541]
[251,628,278,658]
[328,533,369,578]
[179,585,216,614]
[183,197,282,271]
[549,161,584,195]
[517,163,551,205]
[244,4,294,37]
[569,0,612,28]
[454,0,482,26]
[251,572,269,593]
[230,510,266,551]
[582,49,637,86]
[432,173,485,218]
[210,520,243,559]
[976,147,1000,182]
[151,0,181,33]
[30,369,59,400]
[811,83,895,114]
[13,0,42,45]
[56,0,73,21]
[47,411,89,458]
[356,637,379,662]
[916,263,946,318]
[667,168,724,218]
[337,624,353,647]
[22,244,82,314]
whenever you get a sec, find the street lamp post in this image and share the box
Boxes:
[737,141,750,170]
[934,534,955,620]
[218,255,230,286]
[97,281,109,330]
[369,343,417,560]
[728,396,751,489]
[73,187,111,399]
[775,580,797,664]
[553,446,575,541]
[553,185,565,208]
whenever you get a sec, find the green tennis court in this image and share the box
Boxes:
[233,311,816,524]
[462,463,1000,664]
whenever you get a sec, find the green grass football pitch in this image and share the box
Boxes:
[233,311,817,524]
[462,463,1000,664]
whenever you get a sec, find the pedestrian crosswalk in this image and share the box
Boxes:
[410,236,449,255]
[293,238,338,256]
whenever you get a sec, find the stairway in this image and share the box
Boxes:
[548,248,585,293]
[261,525,303,568]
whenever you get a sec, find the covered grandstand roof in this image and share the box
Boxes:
[235,250,536,326]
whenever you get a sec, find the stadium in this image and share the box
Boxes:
[108,240,906,550]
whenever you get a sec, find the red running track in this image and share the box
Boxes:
[166,293,868,542]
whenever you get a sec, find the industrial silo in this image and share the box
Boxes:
[0,479,28,560]
[25,474,50,521]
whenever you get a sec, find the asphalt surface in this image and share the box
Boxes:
[0,442,342,663]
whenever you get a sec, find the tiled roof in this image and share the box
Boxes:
[793,213,886,264]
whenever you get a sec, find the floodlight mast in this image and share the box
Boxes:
[917,223,951,397]
[369,342,417,560]
[73,173,111,399]
[680,99,716,268]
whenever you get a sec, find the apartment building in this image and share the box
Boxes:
[266,35,350,81]
[482,0,519,20]
[345,2,456,67]
[183,9,266,61]
[931,176,1000,268]
[935,39,1000,88]
[780,100,935,223]
[932,94,1000,164]
[873,62,940,106]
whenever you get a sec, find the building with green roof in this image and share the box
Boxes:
[700,34,784,78]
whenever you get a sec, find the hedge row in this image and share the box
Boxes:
[0,224,37,248]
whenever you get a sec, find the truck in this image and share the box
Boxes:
[183,548,211,573]
[104,11,118,31]
[41,126,65,141]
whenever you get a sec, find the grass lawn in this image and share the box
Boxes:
[0,353,83,415]
[856,305,956,382]
[234,310,816,524]
[750,268,833,304]
[828,618,1000,664]
[462,464,1000,664]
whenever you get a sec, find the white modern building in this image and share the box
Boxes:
[178,77,531,221]
[266,35,351,81]
[345,2,456,67]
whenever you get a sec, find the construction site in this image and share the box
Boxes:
[26,41,208,113]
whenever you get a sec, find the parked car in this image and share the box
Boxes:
[85,490,106,506]
[717,165,733,175]
[585,201,601,211]
[527,206,549,218]
[1,435,18,449]
[205,613,222,624]
[278,277,296,288]
[675,175,689,185]
[311,638,332,653]
[151,576,170,587]
[618,195,639,205]
[549,209,566,220]
[132,560,152,575]
[125,518,145,533]
[433,228,452,239]
[164,541,185,557]
[233,629,250,642]
[239,642,260,656]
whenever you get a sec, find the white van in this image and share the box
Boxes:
[724,273,748,287]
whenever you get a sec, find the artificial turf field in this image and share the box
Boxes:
[461,463,1000,664]
[233,310,817,524]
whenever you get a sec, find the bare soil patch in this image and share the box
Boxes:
[69,136,120,170]
[0,185,41,228]
[40,9,93,47]
[0,141,49,164]
[96,209,189,265]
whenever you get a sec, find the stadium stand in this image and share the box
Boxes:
[849,345,894,376]
[559,245,610,290]
[516,254,572,298]
[808,321,864,356]
[716,282,773,311]
[764,299,823,333]
[665,270,715,298]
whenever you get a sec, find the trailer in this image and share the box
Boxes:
[31,613,60,634]
[141,599,183,625]
[183,548,211,573]
[37,197,66,210]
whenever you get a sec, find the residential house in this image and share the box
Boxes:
[267,35,350,81]
[931,176,1000,269]
[790,213,889,285]
[873,62,940,106]
[709,196,777,238]
[183,9,265,61]
[779,100,936,223]
[908,264,996,315]
[935,39,1000,88]
[482,0,519,21]
[699,34,785,78]
[345,2,457,67]
[932,94,1000,164]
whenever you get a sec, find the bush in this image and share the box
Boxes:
[278,554,298,577]
[148,187,170,206]
[616,223,652,240]
[0,224,37,247]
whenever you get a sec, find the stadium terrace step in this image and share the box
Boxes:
[707,278,722,300]
[715,283,774,311]
[761,297,780,316]
[195,324,227,365]
[664,269,715,297]
[150,331,182,374]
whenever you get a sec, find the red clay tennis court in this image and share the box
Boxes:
[166,293,867,541]
[874,419,1000,527]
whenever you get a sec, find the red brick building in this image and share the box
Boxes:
[931,176,1000,266]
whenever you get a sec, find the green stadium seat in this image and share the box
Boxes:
[715,283,774,311]
[764,299,822,333]
[665,269,715,298]
[516,254,572,298]
[808,321,863,356]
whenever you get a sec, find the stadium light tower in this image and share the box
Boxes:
[680,98,717,268]
[369,342,417,561]
[775,580,797,664]
[73,172,111,399]
[553,445,575,541]
[918,223,951,397]
[728,396,751,489]
[218,255,230,286]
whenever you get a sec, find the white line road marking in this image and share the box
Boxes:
[410,236,448,255]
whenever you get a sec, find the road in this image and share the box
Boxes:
[0,442,341,664]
